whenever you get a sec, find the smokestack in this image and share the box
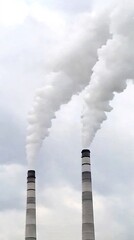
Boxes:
[25,170,36,240]
[81,149,95,240]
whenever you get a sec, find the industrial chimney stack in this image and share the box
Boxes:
[82,149,95,240]
[25,170,37,240]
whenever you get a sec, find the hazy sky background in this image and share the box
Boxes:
[0,0,134,240]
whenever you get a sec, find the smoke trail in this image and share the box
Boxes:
[26,10,110,169]
[82,2,134,148]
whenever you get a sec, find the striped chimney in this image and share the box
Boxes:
[25,170,36,240]
[82,149,95,240]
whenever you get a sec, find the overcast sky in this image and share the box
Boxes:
[0,0,134,240]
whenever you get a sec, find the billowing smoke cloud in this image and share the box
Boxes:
[82,2,134,148]
[26,10,110,169]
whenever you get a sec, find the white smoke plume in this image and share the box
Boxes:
[26,10,110,169]
[82,2,134,148]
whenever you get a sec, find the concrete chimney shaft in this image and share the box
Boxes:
[25,170,36,240]
[82,149,95,240]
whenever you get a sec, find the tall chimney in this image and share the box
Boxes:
[81,149,95,240]
[25,170,36,240]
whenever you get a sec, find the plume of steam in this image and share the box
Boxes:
[26,11,110,169]
[82,2,134,148]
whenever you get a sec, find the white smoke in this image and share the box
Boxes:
[27,1,134,168]
[26,10,110,169]
[82,2,134,148]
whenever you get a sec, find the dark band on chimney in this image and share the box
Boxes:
[81,149,90,158]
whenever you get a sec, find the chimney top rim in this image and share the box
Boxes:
[81,149,90,158]
[27,170,36,178]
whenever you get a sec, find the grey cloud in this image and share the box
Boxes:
[36,128,81,190]
[0,192,23,211]
[0,164,26,211]
[0,108,26,165]
[0,17,53,79]
[37,0,92,13]
[94,191,134,240]
[34,97,82,190]
[0,1,133,239]
[0,17,56,122]
[92,128,134,196]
